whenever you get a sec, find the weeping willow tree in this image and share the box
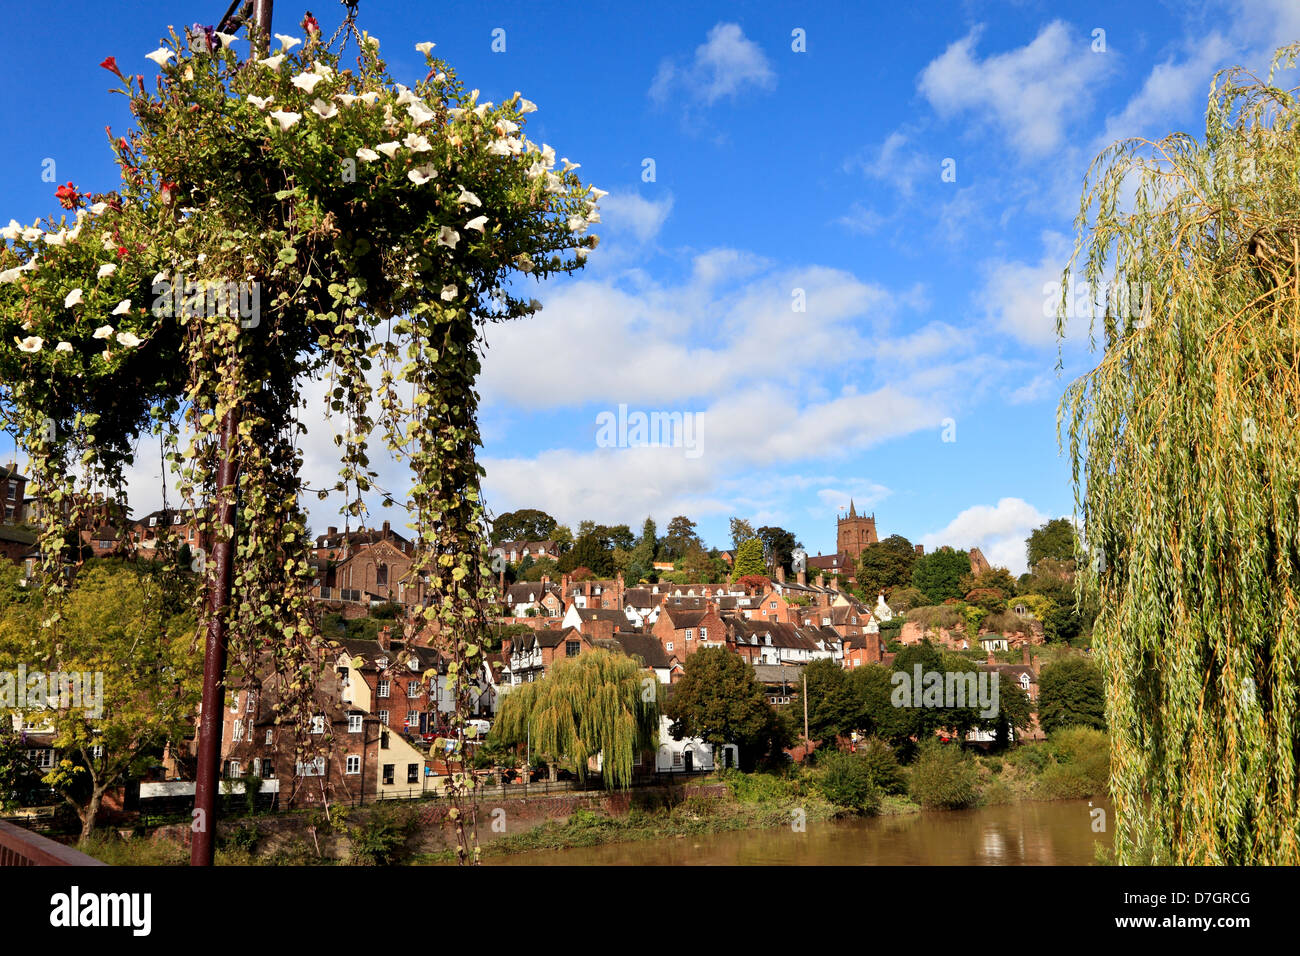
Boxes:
[493,649,660,789]
[1060,42,1300,864]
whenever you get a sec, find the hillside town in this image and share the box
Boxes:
[2,458,1079,820]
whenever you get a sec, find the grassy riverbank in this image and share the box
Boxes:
[73,728,1109,865]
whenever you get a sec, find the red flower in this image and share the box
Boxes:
[55,181,82,210]
[100,56,122,77]
[160,181,178,206]
[116,246,128,258]
[302,11,320,35]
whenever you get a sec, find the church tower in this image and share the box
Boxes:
[836,500,878,561]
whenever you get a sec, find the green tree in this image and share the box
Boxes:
[664,647,778,768]
[631,517,658,570]
[492,649,659,789]
[1026,518,1077,569]
[908,739,979,809]
[730,538,767,579]
[728,517,756,551]
[552,525,574,555]
[661,516,701,561]
[910,547,970,604]
[984,679,1034,750]
[1036,656,1106,734]
[558,533,614,578]
[1054,46,1300,862]
[0,563,202,841]
[491,509,558,544]
[857,534,917,598]
[794,657,860,745]
[756,526,801,578]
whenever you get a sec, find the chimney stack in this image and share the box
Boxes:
[382,519,391,538]
[797,568,807,587]
[986,648,995,666]
[327,526,337,537]
[816,572,825,589]
[776,565,786,585]
[915,544,924,556]
[378,626,392,652]
[1021,643,1030,666]
[541,574,550,586]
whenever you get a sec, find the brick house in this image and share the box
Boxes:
[1,463,28,525]
[313,521,427,608]
[651,604,725,663]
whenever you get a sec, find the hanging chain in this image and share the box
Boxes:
[326,0,361,55]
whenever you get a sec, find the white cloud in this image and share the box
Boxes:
[920,497,1051,575]
[649,22,776,105]
[918,21,1110,158]
[597,191,674,243]
[848,130,933,197]
[980,231,1074,346]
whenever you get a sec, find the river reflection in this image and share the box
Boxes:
[492,798,1112,866]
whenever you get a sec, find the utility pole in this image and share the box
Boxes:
[191,0,272,868]
[803,673,809,746]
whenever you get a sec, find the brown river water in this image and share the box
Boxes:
[490,798,1112,866]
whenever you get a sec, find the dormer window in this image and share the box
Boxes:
[377,657,389,669]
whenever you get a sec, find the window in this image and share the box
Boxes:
[377,657,389,670]
[684,629,693,641]
[345,755,361,775]
[246,692,256,713]
[700,628,708,640]
[265,728,273,745]
[260,758,274,778]
[378,711,389,728]
[228,760,241,777]
[406,711,421,727]
[407,681,421,698]
[565,640,580,657]
[666,642,673,652]
[376,563,388,586]
[382,764,395,785]
[232,719,244,742]
[310,714,325,734]
[672,752,682,767]
[27,749,53,769]
[348,713,363,733]
[296,757,325,777]
[1019,674,1031,691]
[407,764,419,784]
[378,680,390,698]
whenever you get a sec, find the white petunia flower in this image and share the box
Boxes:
[274,33,302,51]
[456,187,481,207]
[440,284,457,301]
[151,270,169,285]
[64,288,83,308]
[16,336,42,353]
[356,147,380,162]
[394,85,417,106]
[45,231,67,247]
[465,215,488,232]
[97,263,117,279]
[407,165,436,185]
[268,110,302,131]
[22,227,43,242]
[112,299,131,315]
[415,41,436,54]
[362,33,379,51]
[336,93,359,106]
[403,132,432,152]
[0,267,20,283]
[311,98,338,119]
[116,331,142,348]
[589,186,608,200]
[407,101,436,126]
[495,119,519,135]
[93,325,114,340]
[436,226,459,249]
[375,141,400,157]
[1,220,21,241]
[586,210,601,224]
[358,91,380,105]
[487,139,513,157]
[89,201,109,214]
[258,54,285,71]
[215,31,239,48]
[435,71,446,82]
[567,216,586,233]
[291,71,325,93]
[518,98,537,114]
[55,341,73,353]
[247,94,274,109]
[145,47,174,67]
[561,158,580,172]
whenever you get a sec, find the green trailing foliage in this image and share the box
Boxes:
[1060,42,1300,863]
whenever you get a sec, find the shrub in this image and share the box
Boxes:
[855,737,907,795]
[816,752,882,814]
[348,804,419,866]
[1039,726,1110,799]
[909,740,979,809]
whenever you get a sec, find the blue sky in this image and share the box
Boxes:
[2,0,1296,572]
